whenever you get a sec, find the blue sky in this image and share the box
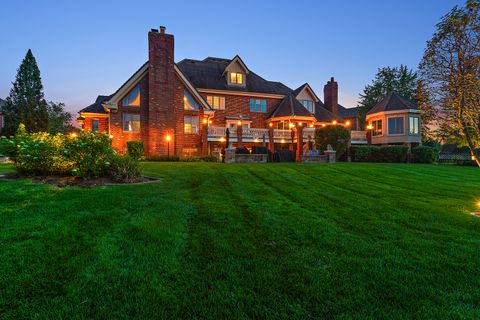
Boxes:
[0,0,464,113]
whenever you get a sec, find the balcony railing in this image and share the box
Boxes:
[207,126,368,144]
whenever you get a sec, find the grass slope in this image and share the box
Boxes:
[1,163,480,319]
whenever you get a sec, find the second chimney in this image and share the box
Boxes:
[324,77,338,118]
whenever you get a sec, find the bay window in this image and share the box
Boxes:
[388,117,404,135]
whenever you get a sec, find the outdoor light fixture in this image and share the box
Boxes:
[289,123,294,128]
[332,120,337,125]
[220,137,225,142]
[269,123,273,127]
[345,121,351,126]
[237,120,242,126]
[70,133,77,138]
[366,124,373,130]
[309,124,314,128]
[203,118,208,124]
[166,134,171,157]
[298,122,302,126]
[209,120,212,125]
[254,138,258,143]
[322,124,326,127]
[281,138,285,143]
[109,134,114,139]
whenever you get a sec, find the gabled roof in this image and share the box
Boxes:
[338,105,358,118]
[223,55,250,74]
[313,101,339,122]
[367,92,417,115]
[292,83,320,102]
[79,95,110,114]
[176,57,292,95]
[268,93,314,119]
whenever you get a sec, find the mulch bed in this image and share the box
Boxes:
[0,172,158,188]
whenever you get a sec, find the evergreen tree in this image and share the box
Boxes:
[47,101,73,134]
[2,49,48,135]
[358,65,417,128]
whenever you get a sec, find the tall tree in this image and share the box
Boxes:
[415,80,437,141]
[1,49,49,135]
[47,101,73,134]
[358,65,417,128]
[419,0,480,166]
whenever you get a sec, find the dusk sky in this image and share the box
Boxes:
[0,0,464,114]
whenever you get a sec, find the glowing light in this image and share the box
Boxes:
[332,120,337,125]
[366,125,373,130]
[183,96,187,102]
[209,120,212,125]
[298,122,302,126]
[203,118,208,124]
[220,137,225,142]
[289,123,294,128]
[281,139,285,143]
[70,133,77,138]
[166,134,171,142]
[345,121,351,126]
[309,124,314,128]
[254,138,259,143]
[109,134,114,139]
[321,124,326,127]
[269,123,273,127]
[237,120,242,126]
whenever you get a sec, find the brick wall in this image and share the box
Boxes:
[82,116,109,133]
[200,93,282,128]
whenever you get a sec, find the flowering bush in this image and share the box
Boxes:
[64,132,116,177]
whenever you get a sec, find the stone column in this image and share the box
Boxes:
[237,123,243,149]
[224,148,236,163]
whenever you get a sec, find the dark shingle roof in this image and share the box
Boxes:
[338,105,358,118]
[268,93,313,118]
[314,101,339,122]
[176,57,292,95]
[367,92,417,115]
[79,95,110,114]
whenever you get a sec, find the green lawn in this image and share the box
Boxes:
[1,162,480,319]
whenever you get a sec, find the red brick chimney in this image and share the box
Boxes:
[147,26,175,156]
[324,77,338,118]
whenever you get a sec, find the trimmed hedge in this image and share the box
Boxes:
[315,125,350,160]
[351,145,408,163]
[144,155,217,162]
[235,147,250,154]
[126,141,144,160]
[412,146,438,163]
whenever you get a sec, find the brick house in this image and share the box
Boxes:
[78,26,360,156]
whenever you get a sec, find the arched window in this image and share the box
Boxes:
[122,85,140,107]
[184,90,199,110]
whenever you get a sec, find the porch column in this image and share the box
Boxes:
[268,126,275,153]
[296,125,304,162]
[237,122,243,149]
[201,120,208,155]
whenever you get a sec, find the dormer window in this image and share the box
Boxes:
[299,100,314,113]
[122,85,140,107]
[230,72,244,85]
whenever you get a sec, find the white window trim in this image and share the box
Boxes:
[408,116,420,136]
[371,119,383,137]
[386,115,406,136]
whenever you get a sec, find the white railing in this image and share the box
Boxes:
[243,128,269,139]
[303,128,315,139]
[208,126,318,142]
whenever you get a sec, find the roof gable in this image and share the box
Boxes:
[268,93,314,119]
[223,55,250,75]
[293,83,320,102]
[367,92,417,115]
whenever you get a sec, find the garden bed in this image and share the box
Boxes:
[0,172,158,187]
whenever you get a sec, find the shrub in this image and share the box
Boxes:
[109,155,142,183]
[144,155,180,162]
[377,145,408,163]
[252,146,268,154]
[351,145,408,163]
[64,132,115,177]
[14,132,70,175]
[351,145,379,162]
[180,156,218,162]
[274,150,295,162]
[413,146,438,163]
[315,125,350,160]
[235,147,250,154]
[126,141,144,160]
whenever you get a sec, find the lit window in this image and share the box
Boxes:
[122,85,140,107]
[184,116,199,134]
[298,100,314,113]
[207,96,225,110]
[372,119,382,136]
[409,116,419,135]
[184,90,199,110]
[388,117,404,135]
[250,99,267,112]
[230,72,243,84]
[91,119,99,132]
[276,121,290,130]
[123,113,140,132]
